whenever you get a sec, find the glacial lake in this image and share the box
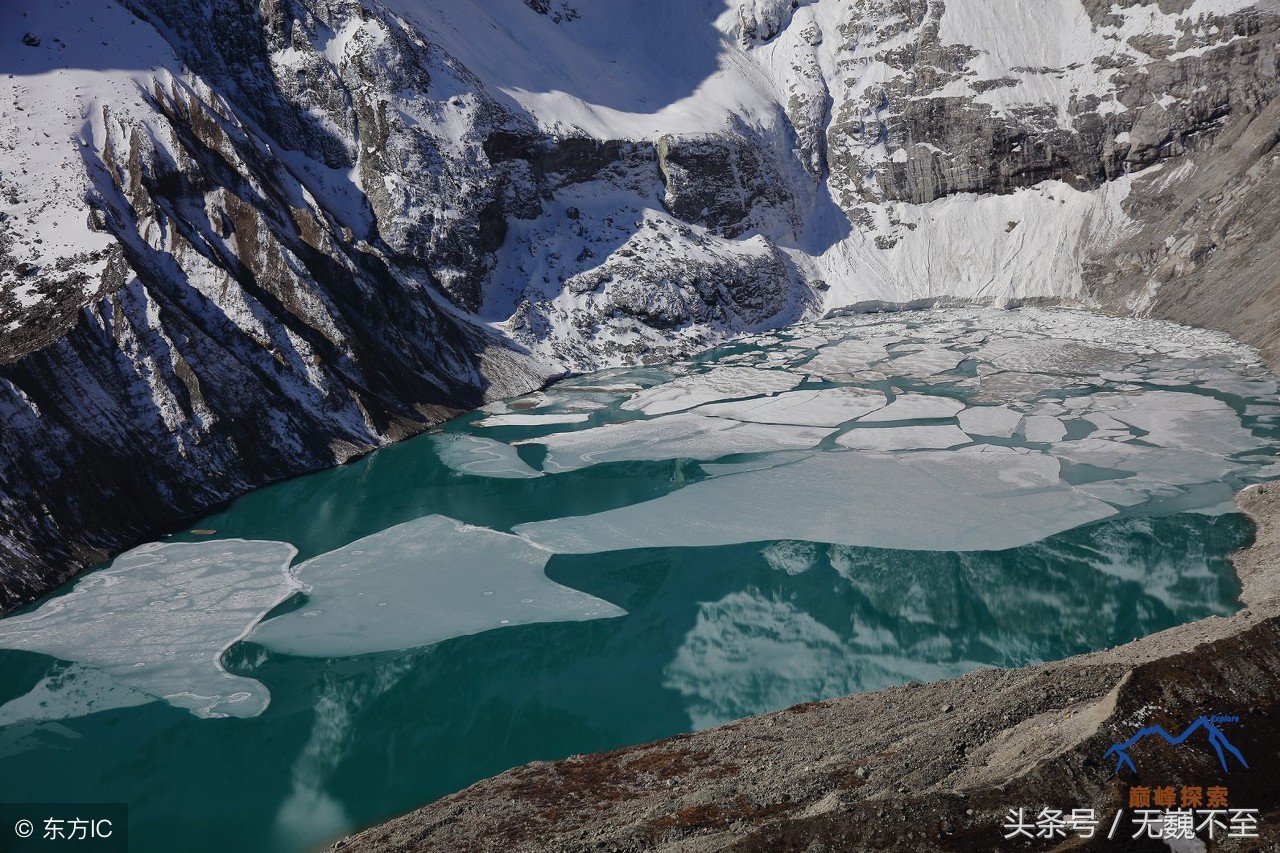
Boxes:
[1,307,1278,852]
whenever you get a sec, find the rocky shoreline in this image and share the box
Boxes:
[338,484,1280,852]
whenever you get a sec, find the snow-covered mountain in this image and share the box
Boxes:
[2,0,1278,610]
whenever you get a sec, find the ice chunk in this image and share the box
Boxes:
[972,371,1080,402]
[0,540,299,718]
[1083,412,1129,432]
[835,425,971,451]
[691,387,888,426]
[433,434,542,479]
[247,516,625,657]
[1088,392,1262,456]
[1050,439,1249,487]
[883,347,966,377]
[800,338,892,379]
[520,413,834,473]
[958,405,1023,438]
[858,394,965,422]
[620,367,804,415]
[979,339,1139,375]
[516,451,1116,554]
[474,413,591,428]
[1022,416,1068,443]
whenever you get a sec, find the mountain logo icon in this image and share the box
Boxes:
[1104,715,1248,774]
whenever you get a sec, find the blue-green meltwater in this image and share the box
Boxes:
[2,308,1278,852]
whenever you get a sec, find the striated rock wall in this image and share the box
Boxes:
[4,0,1280,611]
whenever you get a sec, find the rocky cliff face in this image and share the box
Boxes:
[3,0,1280,611]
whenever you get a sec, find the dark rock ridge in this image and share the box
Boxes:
[3,0,1280,616]
[1,0,560,611]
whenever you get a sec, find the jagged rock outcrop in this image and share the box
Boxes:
[657,127,796,239]
[0,0,553,611]
[4,0,1280,613]
[1085,63,1280,361]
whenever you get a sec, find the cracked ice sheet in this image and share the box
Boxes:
[433,434,542,478]
[859,394,965,422]
[519,413,835,473]
[515,451,1116,554]
[800,339,893,379]
[883,348,967,377]
[0,540,299,719]
[836,425,971,451]
[958,405,1024,438]
[690,387,888,426]
[1087,392,1264,456]
[978,339,1141,375]
[620,367,805,415]
[247,515,625,658]
[1051,439,1251,487]
[474,412,591,427]
[1022,415,1068,443]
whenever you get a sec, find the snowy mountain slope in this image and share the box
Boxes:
[1,0,1279,610]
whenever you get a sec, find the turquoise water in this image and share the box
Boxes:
[0,308,1276,852]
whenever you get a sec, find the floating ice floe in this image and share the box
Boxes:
[858,393,965,422]
[1086,391,1263,456]
[835,425,972,451]
[474,412,592,428]
[0,540,299,718]
[1051,439,1250,488]
[958,405,1024,438]
[247,515,625,657]
[883,347,967,377]
[515,451,1116,554]
[690,387,888,426]
[978,339,1140,375]
[971,370,1084,401]
[433,434,542,478]
[800,338,892,378]
[620,367,804,415]
[1022,415,1068,443]
[520,412,835,473]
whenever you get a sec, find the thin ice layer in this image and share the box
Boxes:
[0,540,299,718]
[520,413,835,473]
[516,451,1116,554]
[691,387,888,426]
[858,394,965,422]
[474,413,592,428]
[620,367,805,415]
[800,339,892,379]
[1022,415,1068,443]
[835,425,971,451]
[958,405,1024,438]
[1088,391,1263,456]
[433,434,542,478]
[883,348,967,377]
[247,515,626,658]
[1051,439,1250,487]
